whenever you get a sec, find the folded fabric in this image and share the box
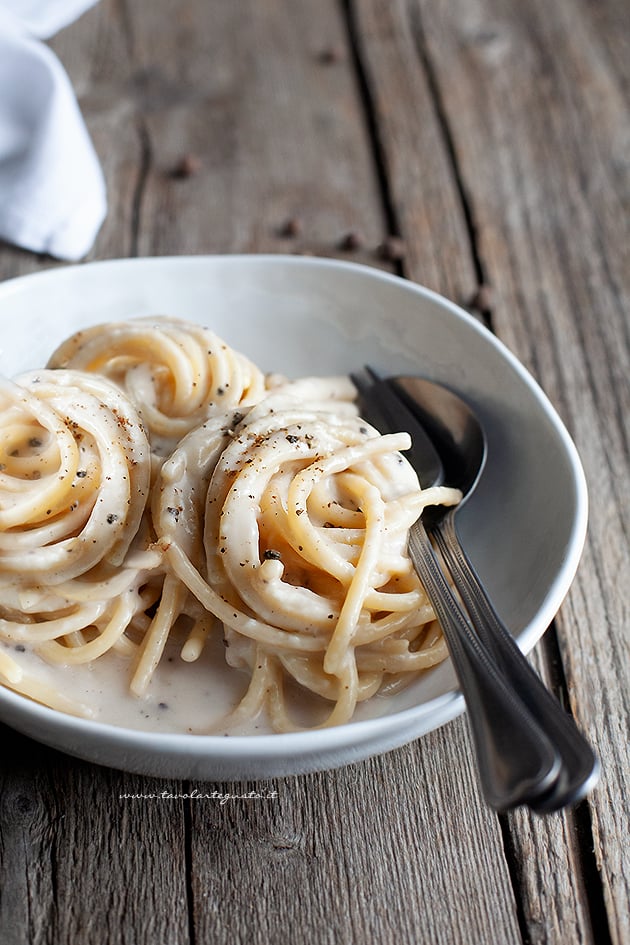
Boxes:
[0,1,106,261]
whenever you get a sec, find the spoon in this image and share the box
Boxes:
[387,374,600,812]
[353,369,600,811]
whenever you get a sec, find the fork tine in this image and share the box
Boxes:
[349,365,386,397]
[364,365,382,384]
[348,368,373,398]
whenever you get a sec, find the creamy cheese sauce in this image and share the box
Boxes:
[0,634,396,735]
[1,635,259,734]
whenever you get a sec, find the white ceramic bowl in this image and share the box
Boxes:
[0,256,587,779]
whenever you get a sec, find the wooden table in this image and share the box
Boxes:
[1,2,628,943]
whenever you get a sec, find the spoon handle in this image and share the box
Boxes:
[407,519,561,811]
[432,510,600,812]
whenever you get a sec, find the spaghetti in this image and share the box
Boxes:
[0,317,460,732]
[0,368,161,713]
[48,316,268,455]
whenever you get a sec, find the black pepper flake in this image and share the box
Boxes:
[158,702,169,710]
[295,509,304,516]
[28,437,42,448]
[76,470,87,478]
[106,513,119,524]
[286,434,299,443]
[216,387,224,396]
[14,644,26,652]
[167,506,181,522]
[263,549,282,561]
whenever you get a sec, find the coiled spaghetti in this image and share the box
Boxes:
[0,317,460,732]
[156,393,460,730]
[0,369,162,711]
[48,316,268,454]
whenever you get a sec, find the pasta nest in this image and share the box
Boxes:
[156,393,460,730]
[47,316,268,452]
[0,370,159,672]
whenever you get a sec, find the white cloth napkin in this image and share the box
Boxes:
[0,1,106,260]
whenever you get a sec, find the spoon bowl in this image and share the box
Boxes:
[387,376,487,523]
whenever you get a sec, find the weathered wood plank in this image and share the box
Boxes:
[401,0,630,941]
[347,0,479,305]
[48,0,390,264]
[124,0,387,260]
[0,725,189,945]
[187,726,521,945]
[350,7,598,942]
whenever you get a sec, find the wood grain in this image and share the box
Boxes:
[0,0,628,942]
[188,728,521,945]
[71,0,390,262]
[130,0,389,258]
[346,0,479,305]
[402,0,630,941]
[0,725,189,945]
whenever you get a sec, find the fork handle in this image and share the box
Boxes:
[408,519,561,811]
[432,510,600,812]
